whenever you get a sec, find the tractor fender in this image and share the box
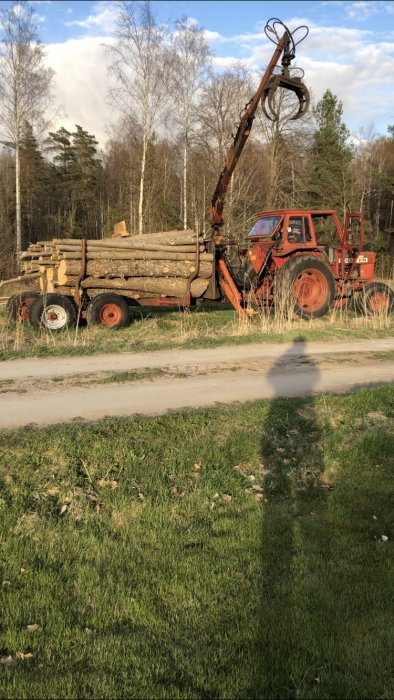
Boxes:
[271,249,325,267]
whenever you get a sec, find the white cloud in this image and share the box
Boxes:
[206,18,394,135]
[41,10,394,149]
[345,1,382,20]
[64,2,117,34]
[45,36,116,147]
[203,29,225,43]
[212,56,243,70]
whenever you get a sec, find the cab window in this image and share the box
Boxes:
[287,216,312,243]
[311,214,338,246]
[248,215,281,237]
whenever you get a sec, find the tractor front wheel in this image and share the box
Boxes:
[86,293,131,329]
[358,282,394,315]
[277,255,335,319]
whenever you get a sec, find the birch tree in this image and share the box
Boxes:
[109,0,169,234]
[170,17,210,229]
[197,64,253,233]
[0,1,53,268]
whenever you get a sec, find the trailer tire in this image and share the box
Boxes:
[6,290,40,322]
[358,282,394,316]
[276,255,335,319]
[86,293,131,329]
[29,294,77,330]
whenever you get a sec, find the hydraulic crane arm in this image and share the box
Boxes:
[210,19,309,241]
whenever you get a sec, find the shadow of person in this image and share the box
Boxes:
[263,336,321,494]
[251,337,333,698]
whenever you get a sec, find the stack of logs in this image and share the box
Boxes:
[20,230,213,300]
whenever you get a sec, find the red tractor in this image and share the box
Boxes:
[206,19,394,319]
[211,208,394,319]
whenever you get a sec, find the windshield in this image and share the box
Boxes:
[247,215,281,237]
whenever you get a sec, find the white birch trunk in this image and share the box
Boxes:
[183,140,187,229]
[15,138,21,273]
[139,131,147,235]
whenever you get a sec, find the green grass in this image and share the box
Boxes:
[1,304,394,361]
[0,386,393,698]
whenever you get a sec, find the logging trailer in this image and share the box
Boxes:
[5,18,394,328]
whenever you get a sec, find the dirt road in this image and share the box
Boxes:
[0,338,393,429]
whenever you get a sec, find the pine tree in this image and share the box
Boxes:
[308,89,353,216]
[71,125,101,236]
[20,121,50,244]
[45,127,77,236]
[45,125,102,238]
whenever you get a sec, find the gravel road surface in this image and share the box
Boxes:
[0,338,393,429]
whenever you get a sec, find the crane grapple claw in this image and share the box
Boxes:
[261,74,310,121]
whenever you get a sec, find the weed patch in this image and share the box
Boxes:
[0,305,393,361]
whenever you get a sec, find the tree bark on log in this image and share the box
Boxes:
[57,258,213,283]
[91,242,205,253]
[84,250,213,262]
[53,286,157,300]
[55,242,205,253]
[80,276,209,297]
[52,229,200,246]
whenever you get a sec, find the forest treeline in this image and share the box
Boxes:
[0,1,393,279]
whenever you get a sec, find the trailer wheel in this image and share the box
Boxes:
[6,290,40,322]
[86,293,131,329]
[29,294,77,330]
[276,255,335,319]
[358,282,394,315]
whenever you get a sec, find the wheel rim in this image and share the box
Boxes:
[42,304,68,330]
[368,291,389,313]
[18,302,30,322]
[294,269,329,312]
[99,303,122,326]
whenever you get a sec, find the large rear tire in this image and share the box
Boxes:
[6,290,40,322]
[86,293,131,329]
[276,255,335,319]
[29,294,77,330]
[358,282,394,315]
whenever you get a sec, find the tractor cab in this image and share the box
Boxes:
[243,209,372,280]
[245,210,317,274]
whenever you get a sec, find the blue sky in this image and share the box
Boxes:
[1,1,394,145]
[31,1,394,43]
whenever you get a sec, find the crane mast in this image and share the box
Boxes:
[210,19,309,243]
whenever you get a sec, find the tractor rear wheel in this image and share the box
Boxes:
[358,282,394,315]
[86,293,131,329]
[6,290,40,322]
[29,294,77,330]
[276,255,335,319]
